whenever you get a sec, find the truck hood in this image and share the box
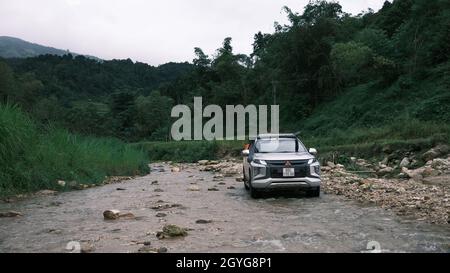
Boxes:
[254,152,314,161]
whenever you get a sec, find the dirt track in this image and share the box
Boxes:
[0,163,449,253]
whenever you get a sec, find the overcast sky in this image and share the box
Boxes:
[0,0,386,65]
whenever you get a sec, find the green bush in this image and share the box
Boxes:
[0,104,149,197]
[136,141,218,163]
[135,140,246,163]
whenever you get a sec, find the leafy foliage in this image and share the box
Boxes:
[0,104,149,196]
[0,0,449,146]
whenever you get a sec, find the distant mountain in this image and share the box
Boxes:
[0,36,101,60]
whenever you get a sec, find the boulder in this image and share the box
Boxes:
[422,145,449,161]
[36,190,57,196]
[399,157,410,168]
[103,210,121,220]
[326,161,336,168]
[430,158,450,171]
[103,210,135,220]
[422,166,439,177]
[0,211,22,217]
[197,160,209,165]
[57,180,66,187]
[156,224,188,239]
[171,167,181,172]
[377,167,394,176]
[402,167,425,181]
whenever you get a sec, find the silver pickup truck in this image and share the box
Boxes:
[242,133,321,198]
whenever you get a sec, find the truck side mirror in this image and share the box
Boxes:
[309,148,317,155]
[242,149,249,156]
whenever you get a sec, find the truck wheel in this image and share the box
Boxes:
[244,167,250,190]
[306,186,320,197]
[249,171,261,198]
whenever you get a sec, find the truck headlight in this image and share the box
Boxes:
[253,159,267,166]
[308,158,318,165]
[308,158,320,176]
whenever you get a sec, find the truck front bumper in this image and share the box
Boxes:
[251,176,321,190]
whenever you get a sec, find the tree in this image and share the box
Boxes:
[331,42,374,85]
[0,61,15,103]
[193,47,211,68]
[135,91,173,140]
[110,91,137,140]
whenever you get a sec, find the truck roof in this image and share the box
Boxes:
[257,133,296,139]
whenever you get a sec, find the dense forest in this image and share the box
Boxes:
[1,0,449,195]
[1,0,449,143]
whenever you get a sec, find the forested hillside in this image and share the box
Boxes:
[164,0,449,143]
[1,0,449,144]
[0,0,449,196]
[0,55,192,140]
[0,36,100,60]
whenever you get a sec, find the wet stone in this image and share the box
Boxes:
[196,219,212,224]
[0,211,22,218]
[156,224,188,239]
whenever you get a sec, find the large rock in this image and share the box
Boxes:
[422,145,449,162]
[430,158,450,172]
[0,211,22,217]
[377,167,394,176]
[156,224,188,239]
[402,167,425,181]
[197,160,209,165]
[36,190,58,196]
[103,210,135,220]
[399,157,410,168]
[422,166,439,177]
[103,210,121,220]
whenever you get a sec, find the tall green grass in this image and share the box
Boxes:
[0,104,149,197]
[135,140,246,163]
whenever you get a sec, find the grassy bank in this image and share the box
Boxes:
[134,140,246,163]
[0,104,149,197]
[137,120,449,164]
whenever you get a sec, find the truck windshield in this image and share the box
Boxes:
[255,138,305,153]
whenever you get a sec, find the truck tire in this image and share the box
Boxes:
[306,186,320,197]
[249,170,261,198]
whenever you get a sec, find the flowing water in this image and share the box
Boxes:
[0,163,449,253]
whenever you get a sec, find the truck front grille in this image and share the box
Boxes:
[266,160,309,178]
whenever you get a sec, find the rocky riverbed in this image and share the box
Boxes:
[0,159,448,253]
